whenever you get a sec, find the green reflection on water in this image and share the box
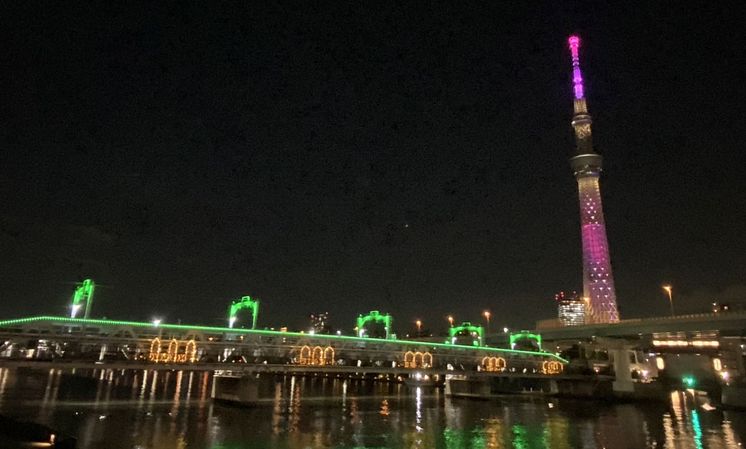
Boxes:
[444,427,468,449]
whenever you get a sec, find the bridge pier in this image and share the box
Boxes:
[211,372,259,405]
[609,347,634,393]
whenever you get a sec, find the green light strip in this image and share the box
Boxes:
[510,331,543,349]
[0,316,567,363]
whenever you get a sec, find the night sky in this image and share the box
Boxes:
[2,3,745,332]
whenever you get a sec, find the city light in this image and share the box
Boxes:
[152,318,162,327]
[682,375,696,388]
[652,340,719,348]
[713,358,722,371]
[662,285,675,316]
[447,315,454,327]
[656,357,666,370]
[556,291,586,326]
[483,310,491,335]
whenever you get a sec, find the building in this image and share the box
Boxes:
[555,291,586,326]
[309,312,331,334]
[567,35,620,323]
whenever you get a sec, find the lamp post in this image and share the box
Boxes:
[447,315,454,327]
[663,285,674,316]
[415,320,422,336]
[483,310,491,335]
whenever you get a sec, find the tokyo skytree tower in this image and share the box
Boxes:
[567,35,620,323]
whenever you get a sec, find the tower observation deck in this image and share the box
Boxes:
[567,35,619,323]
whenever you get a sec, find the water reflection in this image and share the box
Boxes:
[0,369,744,448]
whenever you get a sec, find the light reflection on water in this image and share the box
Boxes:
[0,367,744,448]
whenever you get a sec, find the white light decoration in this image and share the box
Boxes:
[713,358,722,371]
[656,357,665,370]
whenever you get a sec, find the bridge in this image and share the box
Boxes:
[536,311,746,341]
[4,279,745,406]
[0,315,566,379]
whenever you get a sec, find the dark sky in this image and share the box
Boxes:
[2,3,745,332]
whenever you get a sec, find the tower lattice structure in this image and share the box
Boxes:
[567,35,620,323]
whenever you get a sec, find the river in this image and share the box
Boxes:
[0,367,743,448]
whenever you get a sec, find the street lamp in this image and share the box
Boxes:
[483,310,491,335]
[447,315,454,327]
[415,320,422,336]
[663,285,674,316]
[152,318,162,327]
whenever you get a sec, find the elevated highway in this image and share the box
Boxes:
[535,311,746,341]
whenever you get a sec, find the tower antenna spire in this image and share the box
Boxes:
[568,35,584,100]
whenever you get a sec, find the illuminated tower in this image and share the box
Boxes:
[567,35,619,323]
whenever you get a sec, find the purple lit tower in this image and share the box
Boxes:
[567,35,620,323]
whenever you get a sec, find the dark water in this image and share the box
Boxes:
[0,368,744,448]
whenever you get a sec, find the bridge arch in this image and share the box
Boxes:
[312,346,324,365]
[185,339,197,363]
[167,339,179,362]
[449,322,484,347]
[403,351,432,368]
[323,346,335,365]
[542,360,563,375]
[481,356,507,372]
[356,311,393,339]
[297,345,334,366]
[228,296,259,329]
[299,346,312,365]
[148,337,198,363]
[149,337,161,362]
[70,279,95,319]
[422,352,433,368]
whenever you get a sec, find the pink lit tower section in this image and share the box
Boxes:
[567,35,620,323]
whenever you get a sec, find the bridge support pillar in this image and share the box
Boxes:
[211,372,258,405]
[609,348,634,393]
[548,379,559,394]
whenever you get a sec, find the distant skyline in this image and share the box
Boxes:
[1,3,745,331]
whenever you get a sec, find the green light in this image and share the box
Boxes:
[690,410,704,449]
[228,296,259,329]
[356,311,393,339]
[0,315,568,363]
[509,331,542,350]
[449,322,484,347]
[682,375,696,388]
[70,279,95,319]
[512,424,528,449]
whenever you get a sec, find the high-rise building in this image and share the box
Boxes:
[555,291,587,326]
[567,36,620,323]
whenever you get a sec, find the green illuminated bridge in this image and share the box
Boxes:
[0,316,566,379]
